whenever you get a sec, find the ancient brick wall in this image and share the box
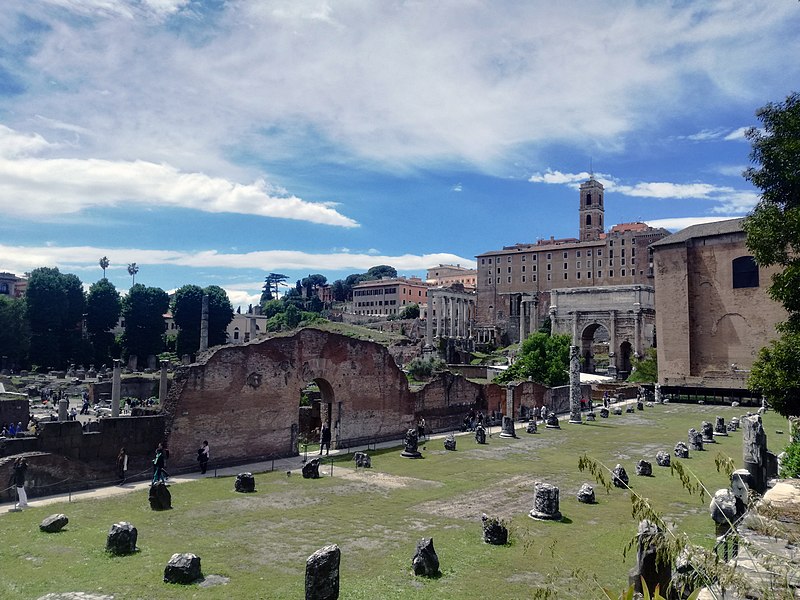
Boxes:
[164,328,416,468]
[0,397,30,431]
[90,377,164,402]
[413,373,489,432]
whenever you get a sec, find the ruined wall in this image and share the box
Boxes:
[90,377,164,402]
[414,373,488,432]
[164,328,416,467]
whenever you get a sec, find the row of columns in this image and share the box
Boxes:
[425,292,476,346]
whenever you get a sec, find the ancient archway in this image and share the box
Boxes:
[298,377,335,451]
[163,328,416,467]
[619,341,633,376]
[580,323,610,374]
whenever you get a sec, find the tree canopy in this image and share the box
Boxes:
[744,92,800,417]
[122,283,169,362]
[86,278,121,365]
[171,284,234,356]
[495,332,571,387]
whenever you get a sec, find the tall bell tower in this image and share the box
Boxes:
[579,176,604,242]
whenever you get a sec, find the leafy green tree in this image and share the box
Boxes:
[0,296,30,369]
[331,279,347,302]
[86,278,121,365]
[496,332,571,387]
[743,92,800,417]
[367,265,397,279]
[25,267,86,369]
[171,285,234,355]
[285,304,301,329]
[627,347,658,383]
[301,274,327,299]
[399,303,420,319]
[262,299,284,318]
[261,272,288,303]
[121,284,169,362]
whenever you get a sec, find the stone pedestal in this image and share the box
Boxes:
[353,452,371,468]
[701,421,715,443]
[164,553,202,584]
[612,464,629,488]
[635,460,652,477]
[58,398,69,422]
[444,434,456,451]
[401,428,422,458]
[412,538,440,577]
[655,451,671,467]
[742,415,776,494]
[106,521,138,555]
[628,520,671,596]
[305,544,340,600]
[545,412,560,429]
[529,482,562,521]
[674,442,689,459]
[235,472,256,491]
[688,429,704,451]
[585,412,596,422]
[526,420,538,434]
[713,416,728,436]
[499,415,517,438]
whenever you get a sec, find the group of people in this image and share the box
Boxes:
[1,421,26,438]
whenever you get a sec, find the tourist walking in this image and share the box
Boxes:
[116,447,128,484]
[417,417,426,441]
[197,440,210,474]
[9,457,28,508]
[319,422,331,456]
[152,443,167,484]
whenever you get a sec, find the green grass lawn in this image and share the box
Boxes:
[1,405,792,599]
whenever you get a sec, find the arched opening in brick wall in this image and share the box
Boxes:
[619,341,633,377]
[298,377,335,450]
[580,323,610,374]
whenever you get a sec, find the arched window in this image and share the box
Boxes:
[0,283,8,294]
[233,327,240,340]
[586,214,592,226]
[585,193,592,206]
[732,256,759,288]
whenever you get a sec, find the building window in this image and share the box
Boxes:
[609,270,614,277]
[522,265,526,272]
[507,256,512,262]
[547,274,551,281]
[622,248,626,257]
[507,277,512,283]
[598,260,602,267]
[587,250,592,256]
[522,255,526,261]
[546,253,552,260]
[587,272,592,279]
[533,275,537,282]
[609,249,614,258]
[586,193,591,205]
[621,269,626,276]
[547,264,551,271]
[576,272,581,279]
[563,273,568,280]
[233,328,240,340]
[621,239,625,245]
[488,258,492,264]
[507,266,512,273]
[576,261,581,269]
[497,268,500,274]
[522,275,526,283]
[563,252,568,258]
[621,258,626,266]
[497,278,500,284]
[597,271,601,278]
[732,256,759,288]
[586,214,592,226]
[609,240,614,247]
[597,249,602,257]
[532,265,536,272]
[576,250,581,257]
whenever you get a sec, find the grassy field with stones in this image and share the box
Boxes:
[0,404,791,599]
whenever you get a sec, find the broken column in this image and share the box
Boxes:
[568,345,582,424]
[500,384,517,437]
[158,359,169,405]
[628,520,671,595]
[305,544,340,600]
[111,358,121,418]
[529,481,562,521]
[199,293,209,352]
[742,414,777,494]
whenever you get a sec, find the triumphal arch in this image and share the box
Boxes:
[549,285,655,378]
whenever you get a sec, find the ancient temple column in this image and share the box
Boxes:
[448,295,455,338]
[568,345,583,424]
[158,359,169,405]
[571,312,579,345]
[634,308,642,358]
[249,315,257,341]
[111,358,121,418]
[609,310,618,374]
[58,397,69,422]
[529,298,537,334]
[425,292,434,346]
[519,300,527,342]
[199,294,209,352]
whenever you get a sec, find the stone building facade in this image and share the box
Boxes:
[651,218,786,393]
[0,272,26,298]
[475,177,669,345]
[350,276,430,318]
[426,264,478,290]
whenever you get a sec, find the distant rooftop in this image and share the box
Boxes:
[650,218,745,248]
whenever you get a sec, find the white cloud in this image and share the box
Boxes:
[0,244,476,281]
[716,165,748,177]
[0,126,358,227]
[683,128,727,141]
[4,1,798,172]
[645,216,740,231]
[452,183,462,192]
[724,127,750,141]
[530,166,757,213]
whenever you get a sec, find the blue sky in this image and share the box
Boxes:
[1,1,799,310]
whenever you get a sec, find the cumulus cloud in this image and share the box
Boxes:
[0,244,476,280]
[0,126,358,227]
[4,1,798,172]
[529,167,756,214]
